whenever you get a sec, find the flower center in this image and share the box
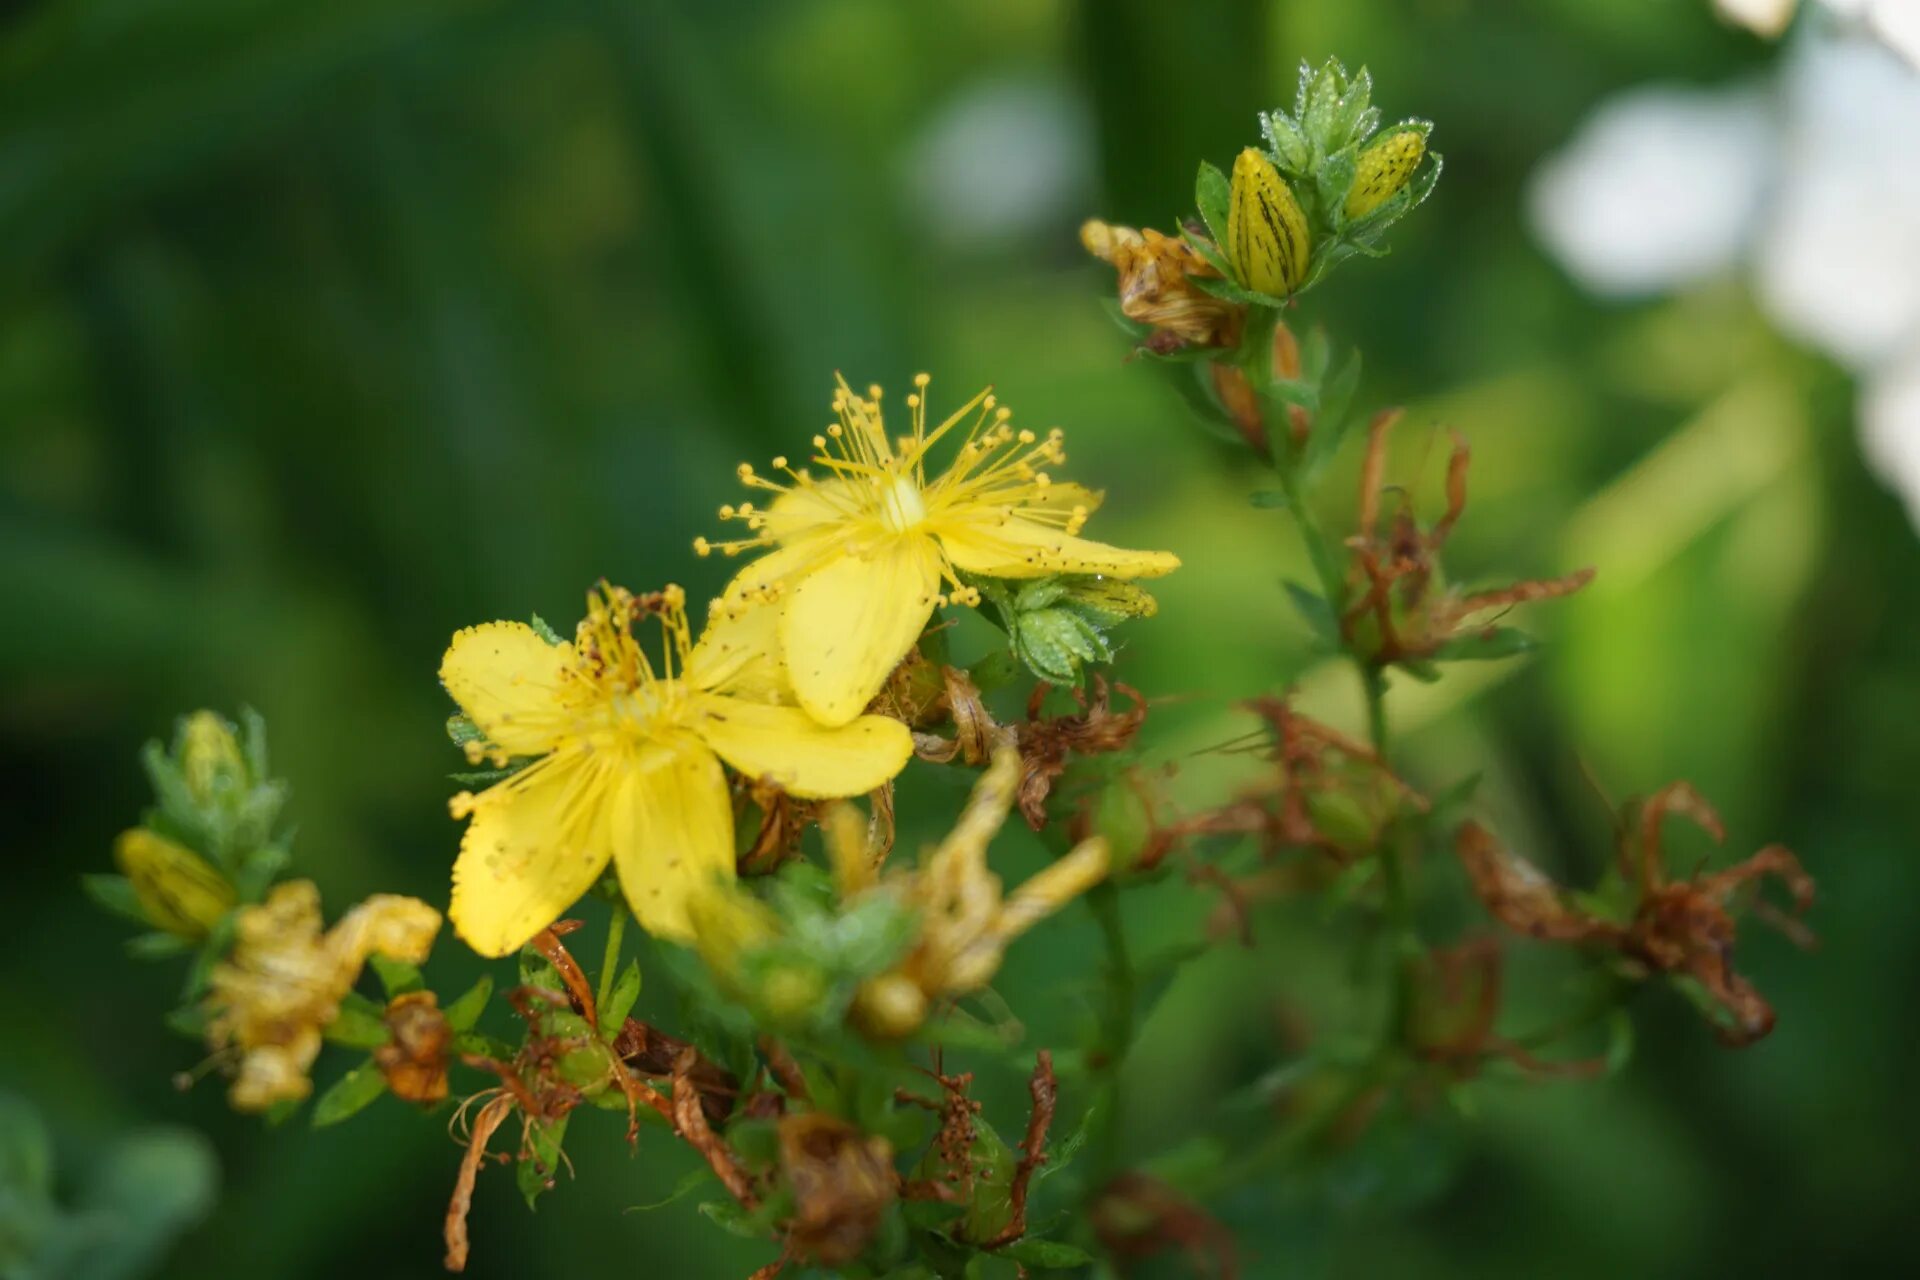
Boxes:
[878,473,927,533]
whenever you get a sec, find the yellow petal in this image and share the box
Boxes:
[720,538,836,606]
[692,693,912,798]
[763,478,865,536]
[610,743,736,942]
[1024,480,1104,518]
[779,537,942,727]
[439,622,578,756]
[686,594,791,703]
[936,514,1180,581]
[449,748,614,957]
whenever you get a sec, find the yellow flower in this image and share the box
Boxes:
[112,828,234,940]
[843,747,1112,1037]
[698,377,1180,726]
[440,583,912,955]
[1227,147,1311,296]
[205,880,440,1111]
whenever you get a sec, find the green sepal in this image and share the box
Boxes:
[311,1060,387,1127]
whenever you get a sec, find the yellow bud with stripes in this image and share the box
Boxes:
[1345,128,1427,221]
[1227,148,1311,297]
[113,828,236,939]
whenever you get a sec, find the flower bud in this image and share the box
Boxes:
[1344,127,1427,221]
[112,828,235,939]
[180,710,247,807]
[1227,148,1310,296]
[849,972,928,1040]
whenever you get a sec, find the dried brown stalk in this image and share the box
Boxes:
[443,1091,513,1272]
[981,1050,1057,1250]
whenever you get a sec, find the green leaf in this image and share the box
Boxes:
[82,873,150,925]
[1304,349,1365,478]
[1283,581,1340,649]
[597,960,642,1038]
[325,992,391,1049]
[1604,1009,1635,1076]
[445,714,483,746]
[1248,489,1289,509]
[518,1115,569,1209]
[1260,110,1310,173]
[1433,627,1538,663]
[125,931,193,959]
[312,1061,387,1127]
[369,954,424,997]
[445,975,494,1033]
[1194,160,1231,252]
[999,1239,1096,1269]
[529,613,565,645]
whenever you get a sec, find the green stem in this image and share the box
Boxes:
[1086,881,1136,1179]
[596,906,627,1020]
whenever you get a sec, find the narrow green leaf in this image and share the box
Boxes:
[125,932,193,959]
[1248,489,1289,509]
[1433,627,1538,663]
[325,993,390,1049]
[1194,160,1231,250]
[312,1061,387,1127]
[445,975,494,1033]
[82,873,149,925]
[1282,580,1340,648]
[999,1239,1096,1269]
[369,955,425,997]
[518,1115,569,1209]
[597,960,642,1038]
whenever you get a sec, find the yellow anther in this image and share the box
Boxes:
[693,536,712,557]
[772,455,788,469]
[1018,429,1036,444]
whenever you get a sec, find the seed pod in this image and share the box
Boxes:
[1345,127,1427,221]
[113,828,235,939]
[1227,148,1311,296]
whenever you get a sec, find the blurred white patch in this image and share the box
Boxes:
[1866,0,1920,68]
[1757,35,1920,367]
[906,77,1091,249]
[1718,0,1799,37]
[1527,85,1774,297]
[1861,345,1920,525]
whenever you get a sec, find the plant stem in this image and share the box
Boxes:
[1086,880,1135,1179]
[596,906,627,1020]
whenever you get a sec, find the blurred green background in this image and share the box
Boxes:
[5,0,1918,1276]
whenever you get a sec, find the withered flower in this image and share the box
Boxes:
[1343,410,1592,669]
[1137,695,1424,880]
[1081,219,1245,354]
[1457,781,1814,1046]
[1405,939,1603,1081]
[777,1113,897,1266]
[375,990,452,1104]
[1014,676,1147,829]
[1091,1172,1238,1280]
[204,880,440,1111]
[846,748,1111,1038]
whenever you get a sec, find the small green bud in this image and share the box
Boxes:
[179,710,246,807]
